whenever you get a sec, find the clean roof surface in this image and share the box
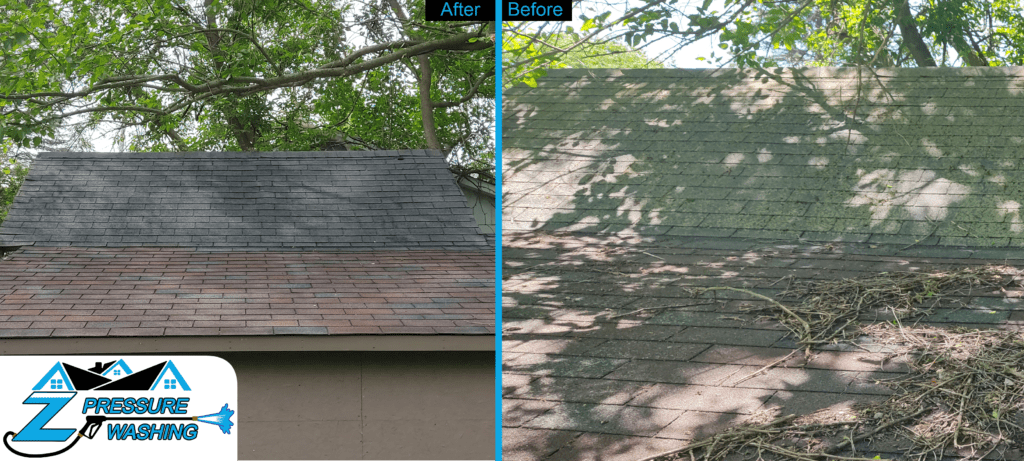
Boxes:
[1,150,487,250]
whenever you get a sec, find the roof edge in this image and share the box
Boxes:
[527,66,1024,80]
[0,334,495,355]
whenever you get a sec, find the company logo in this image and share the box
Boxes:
[0,356,236,460]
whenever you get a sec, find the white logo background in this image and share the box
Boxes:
[0,356,236,461]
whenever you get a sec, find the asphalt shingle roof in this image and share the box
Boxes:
[502,67,1024,460]
[502,233,1024,461]
[0,246,494,337]
[503,67,1024,247]
[0,150,494,338]
[1,150,487,250]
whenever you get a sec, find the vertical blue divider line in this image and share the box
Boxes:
[494,3,503,460]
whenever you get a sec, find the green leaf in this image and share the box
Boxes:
[32,136,42,148]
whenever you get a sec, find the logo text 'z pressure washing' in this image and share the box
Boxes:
[2,358,235,459]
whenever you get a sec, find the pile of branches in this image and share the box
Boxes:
[691,267,1013,352]
[649,265,1024,461]
[869,325,1024,459]
[643,407,931,461]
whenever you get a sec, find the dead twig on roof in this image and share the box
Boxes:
[607,301,714,319]
[640,250,665,261]
[733,349,802,385]
[692,286,813,353]
[768,274,793,287]
[899,218,940,252]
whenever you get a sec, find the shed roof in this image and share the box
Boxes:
[504,67,1024,247]
[0,150,494,345]
[502,67,1024,460]
[1,150,487,250]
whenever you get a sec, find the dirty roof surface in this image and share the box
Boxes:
[503,67,1024,461]
[504,67,1024,246]
[1,150,487,250]
[502,233,1024,461]
[0,150,494,338]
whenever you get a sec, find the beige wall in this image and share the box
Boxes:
[458,182,496,234]
[215,351,494,460]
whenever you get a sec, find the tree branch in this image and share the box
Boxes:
[156,27,284,76]
[2,32,490,114]
[433,69,495,108]
[896,0,937,67]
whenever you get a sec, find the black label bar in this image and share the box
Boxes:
[425,0,494,21]
[504,0,572,21]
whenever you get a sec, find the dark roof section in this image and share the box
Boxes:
[503,67,1024,247]
[1,150,487,250]
[0,246,494,338]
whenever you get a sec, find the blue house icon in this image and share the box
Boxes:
[151,361,191,391]
[32,362,74,391]
[100,359,133,378]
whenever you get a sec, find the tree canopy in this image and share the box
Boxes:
[504,0,1024,87]
[0,0,495,171]
[503,31,663,86]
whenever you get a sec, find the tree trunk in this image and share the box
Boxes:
[385,0,443,154]
[416,55,443,152]
[895,0,936,67]
[203,0,257,151]
[955,35,989,66]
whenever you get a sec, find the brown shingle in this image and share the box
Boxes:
[0,247,494,337]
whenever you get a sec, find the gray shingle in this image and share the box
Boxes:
[1,150,488,250]
[504,67,1024,246]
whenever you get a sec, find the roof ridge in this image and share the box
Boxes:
[532,66,1024,80]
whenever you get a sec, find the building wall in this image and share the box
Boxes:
[212,350,494,460]
[459,184,496,234]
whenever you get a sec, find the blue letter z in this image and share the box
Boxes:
[13,392,77,442]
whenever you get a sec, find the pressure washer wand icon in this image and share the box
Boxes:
[3,404,234,458]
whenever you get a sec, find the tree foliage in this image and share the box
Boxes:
[0,139,27,225]
[504,0,1024,87]
[503,30,663,87]
[0,0,494,170]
